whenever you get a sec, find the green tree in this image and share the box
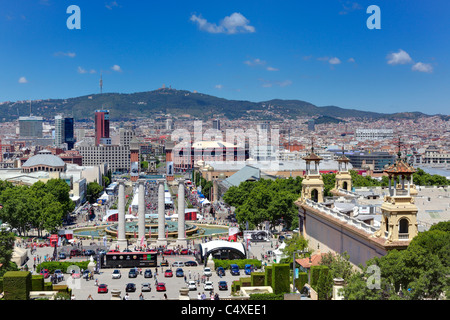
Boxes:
[280,234,309,264]
[0,229,17,277]
[86,181,103,204]
[319,251,354,282]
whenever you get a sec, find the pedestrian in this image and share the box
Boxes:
[87,294,94,300]
[139,293,144,300]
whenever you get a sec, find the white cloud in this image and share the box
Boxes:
[386,49,413,65]
[244,58,266,66]
[54,51,76,58]
[18,77,28,84]
[412,62,433,73]
[329,57,341,65]
[105,1,120,10]
[347,57,355,63]
[259,79,292,88]
[266,66,279,71]
[215,84,223,89]
[111,65,122,72]
[77,66,87,74]
[190,12,255,34]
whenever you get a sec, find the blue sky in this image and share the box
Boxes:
[0,0,448,115]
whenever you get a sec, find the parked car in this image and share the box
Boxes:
[218,281,228,291]
[98,284,108,294]
[172,261,184,267]
[84,249,96,256]
[163,249,174,255]
[245,264,252,275]
[188,280,197,291]
[204,281,214,291]
[180,249,192,255]
[164,269,173,277]
[184,261,198,267]
[54,269,64,282]
[144,269,153,278]
[216,267,225,276]
[128,268,138,278]
[156,282,166,292]
[203,267,212,277]
[175,268,184,277]
[40,269,49,279]
[69,249,82,257]
[58,252,66,260]
[141,283,151,292]
[125,283,136,292]
[112,269,121,279]
[230,264,240,276]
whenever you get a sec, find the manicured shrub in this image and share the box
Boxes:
[44,282,53,291]
[3,271,31,300]
[251,272,266,286]
[36,261,90,274]
[295,272,308,292]
[264,266,273,287]
[249,293,284,300]
[271,264,290,295]
[31,275,44,291]
[240,277,251,287]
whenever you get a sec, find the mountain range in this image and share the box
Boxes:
[0,88,445,122]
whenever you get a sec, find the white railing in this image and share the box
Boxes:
[305,199,378,235]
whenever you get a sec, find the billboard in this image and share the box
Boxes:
[243,230,271,242]
[166,161,174,176]
[131,161,139,177]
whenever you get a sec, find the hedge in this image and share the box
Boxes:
[271,264,290,295]
[3,271,31,300]
[295,272,308,292]
[310,265,328,289]
[249,293,284,300]
[212,259,262,270]
[264,266,273,287]
[251,272,266,287]
[240,277,251,288]
[36,261,90,274]
[31,275,44,291]
[231,280,241,294]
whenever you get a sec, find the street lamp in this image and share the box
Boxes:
[293,249,309,294]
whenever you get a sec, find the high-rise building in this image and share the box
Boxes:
[213,119,221,131]
[64,117,75,150]
[19,116,43,138]
[95,110,110,146]
[307,119,315,131]
[54,116,75,150]
[54,115,65,147]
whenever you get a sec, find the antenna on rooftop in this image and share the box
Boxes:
[100,72,103,94]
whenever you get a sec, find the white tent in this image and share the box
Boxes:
[200,198,210,206]
[272,242,287,263]
[11,247,28,267]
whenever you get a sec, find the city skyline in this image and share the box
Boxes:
[0,0,449,115]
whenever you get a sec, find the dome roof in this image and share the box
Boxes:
[22,152,66,168]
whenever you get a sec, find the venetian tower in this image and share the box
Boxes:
[300,143,324,203]
[375,153,418,243]
[331,146,352,195]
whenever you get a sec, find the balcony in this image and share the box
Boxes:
[398,233,409,240]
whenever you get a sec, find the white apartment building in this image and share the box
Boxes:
[355,128,394,141]
[76,144,130,173]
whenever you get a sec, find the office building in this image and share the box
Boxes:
[54,115,65,147]
[64,117,75,150]
[19,116,43,138]
[355,128,394,141]
[95,110,110,146]
[213,119,221,131]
